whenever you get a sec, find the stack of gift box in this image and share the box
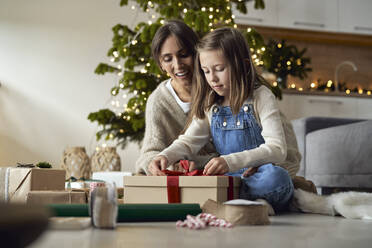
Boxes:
[1,166,272,226]
[0,167,87,204]
[0,166,241,207]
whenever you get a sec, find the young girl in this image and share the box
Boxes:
[149,27,300,212]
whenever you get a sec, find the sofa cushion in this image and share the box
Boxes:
[305,120,372,188]
[291,117,363,177]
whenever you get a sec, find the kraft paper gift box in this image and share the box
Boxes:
[0,167,66,203]
[123,176,241,206]
[26,190,87,205]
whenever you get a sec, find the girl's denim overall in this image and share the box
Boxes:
[211,103,294,211]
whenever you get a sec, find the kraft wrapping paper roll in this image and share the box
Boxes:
[48,204,201,222]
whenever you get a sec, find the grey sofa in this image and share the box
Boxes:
[292,117,372,193]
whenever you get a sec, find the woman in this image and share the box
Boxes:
[135,20,217,175]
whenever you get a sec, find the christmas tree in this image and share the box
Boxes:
[88,0,311,149]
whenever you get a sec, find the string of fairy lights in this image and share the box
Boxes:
[89,0,372,154]
[265,42,371,96]
[94,1,370,149]
[111,1,371,119]
[108,1,265,120]
[110,1,371,128]
[92,1,371,153]
[272,79,372,96]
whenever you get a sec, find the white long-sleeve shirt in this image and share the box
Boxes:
[159,86,300,178]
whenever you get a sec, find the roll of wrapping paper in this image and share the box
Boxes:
[48,203,202,222]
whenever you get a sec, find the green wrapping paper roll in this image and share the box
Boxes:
[118,204,201,222]
[48,204,202,222]
[49,204,89,217]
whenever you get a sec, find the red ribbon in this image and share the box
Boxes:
[227,176,234,200]
[166,176,180,203]
[162,160,234,203]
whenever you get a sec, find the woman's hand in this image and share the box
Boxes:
[203,157,229,175]
[148,156,168,176]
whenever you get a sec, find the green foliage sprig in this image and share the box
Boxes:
[36,162,52,168]
[262,39,312,88]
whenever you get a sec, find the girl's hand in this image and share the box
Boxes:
[242,166,259,177]
[203,157,229,175]
[148,156,168,176]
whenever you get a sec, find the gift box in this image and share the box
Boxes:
[123,176,240,206]
[0,167,66,202]
[92,171,132,188]
[26,190,87,205]
[64,181,123,200]
[65,179,106,190]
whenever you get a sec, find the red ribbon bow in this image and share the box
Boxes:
[161,160,234,203]
[161,160,204,176]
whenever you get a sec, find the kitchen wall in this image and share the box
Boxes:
[282,38,372,92]
[253,27,372,92]
[0,0,146,171]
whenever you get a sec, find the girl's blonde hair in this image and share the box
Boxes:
[191,27,263,119]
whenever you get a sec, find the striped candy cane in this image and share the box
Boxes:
[176,213,233,229]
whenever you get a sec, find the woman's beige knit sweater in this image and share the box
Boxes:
[135,81,217,174]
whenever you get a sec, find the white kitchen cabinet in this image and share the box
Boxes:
[339,0,372,35]
[277,0,338,32]
[233,0,278,27]
[277,94,372,121]
[233,0,372,36]
[356,98,372,119]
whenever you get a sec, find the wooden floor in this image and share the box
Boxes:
[30,213,372,248]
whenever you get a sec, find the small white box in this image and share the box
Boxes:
[92,171,132,188]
